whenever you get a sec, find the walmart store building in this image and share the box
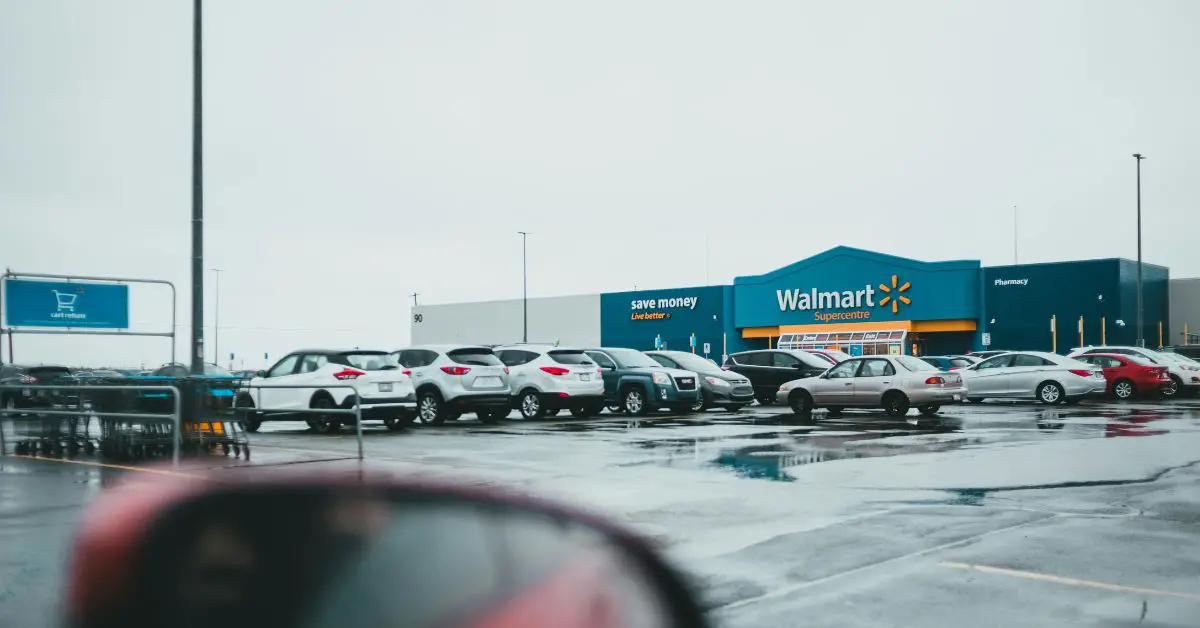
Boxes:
[411,246,1175,359]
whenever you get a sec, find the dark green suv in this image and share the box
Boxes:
[583,348,701,415]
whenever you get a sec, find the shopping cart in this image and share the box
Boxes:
[52,289,77,312]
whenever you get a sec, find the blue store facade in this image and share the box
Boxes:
[598,246,1170,358]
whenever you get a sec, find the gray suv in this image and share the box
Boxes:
[646,350,754,411]
[391,345,512,424]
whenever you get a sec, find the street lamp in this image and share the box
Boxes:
[1133,153,1145,347]
[518,231,530,342]
[189,0,205,375]
[210,268,223,367]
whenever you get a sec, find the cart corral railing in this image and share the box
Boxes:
[0,384,183,466]
[234,383,413,461]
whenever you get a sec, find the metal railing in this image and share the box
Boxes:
[0,384,182,465]
[234,383,415,461]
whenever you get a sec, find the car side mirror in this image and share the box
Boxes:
[255,370,267,378]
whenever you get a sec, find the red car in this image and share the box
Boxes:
[1074,352,1173,400]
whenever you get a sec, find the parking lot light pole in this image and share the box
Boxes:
[518,231,530,342]
[1134,153,1145,347]
[190,0,205,375]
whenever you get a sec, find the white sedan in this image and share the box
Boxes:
[959,351,1106,404]
[237,349,415,433]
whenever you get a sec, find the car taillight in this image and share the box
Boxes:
[440,366,471,376]
[1068,369,1092,378]
[402,369,412,376]
[540,366,570,376]
[503,367,510,375]
[333,368,367,380]
[20,375,37,384]
[925,376,945,385]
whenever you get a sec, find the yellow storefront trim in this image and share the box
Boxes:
[742,318,976,338]
[910,319,977,333]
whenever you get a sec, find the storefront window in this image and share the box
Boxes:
[778,329,909,356]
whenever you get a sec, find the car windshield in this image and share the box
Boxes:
[896,356,938,372]
[606,349,662,369]
[446,348,504,367]
[340,352,398,370]
[1155,352,1196,365]
[793,351,832,369]
[547,350,594,366]
[661,352,722,374]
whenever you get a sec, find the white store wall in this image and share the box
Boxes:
[1170,278,1200,344]
[410,294,600,347]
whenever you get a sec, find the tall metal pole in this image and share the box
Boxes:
[1134,153,1145,347]
[410,292,419,306]
[190,0,205,374]
[518,231,529,342]
[1013,205,1018,264]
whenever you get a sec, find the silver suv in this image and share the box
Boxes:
[391,345,512,424]
[494,345,606,419]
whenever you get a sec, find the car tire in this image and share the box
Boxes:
[1036,381,1065,405]
[788,390,813,415]
[622,387,651,417]
[518,390,547,420]
[690,395,707,413]
[417,390,447,425]
[917,404,941,416]
[308,396,342,434]
[1163,375,1182,399]
[883,392,910,417]
[234,393,261,432]
[606,402,624,414]
[755,394,774,406]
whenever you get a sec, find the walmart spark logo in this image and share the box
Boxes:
[877,275,911,314]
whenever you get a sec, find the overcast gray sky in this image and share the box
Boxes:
[2,0,1198,368]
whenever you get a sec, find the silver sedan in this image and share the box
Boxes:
[777,355,966,417]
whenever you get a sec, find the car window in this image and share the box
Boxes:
[734,352,769,367]
[298,354,329,374]
[648,354,677,368]
[858,359,895,377]
[826,360,859,379]
[547,350,594,366]
[920,357,942,367]
[606,349,661,368]
[896,356,937,372]
[664,352,723,374]
[447,348,504,366]
[268,355,300,377]
[339,352,395,370]
[586,351,617,370]
[1012,354,1053,367]
[497,350,538,367]
[772,352,800,368]
[975,355,1013,370]
[949,358,974,368]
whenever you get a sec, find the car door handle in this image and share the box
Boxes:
[882,380,891,384]
[844,382,853,386]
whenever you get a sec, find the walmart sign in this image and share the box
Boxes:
[3,279,129,329]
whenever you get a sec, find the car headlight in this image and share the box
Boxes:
[652,372,671,385]
[705,376,730,387]
[1184,365,1200,371]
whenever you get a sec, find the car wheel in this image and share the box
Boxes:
[690,393,708,413]
[606,402,624,414]
[234,394,261,432]
[519,390,547,420]
[1162,375,1182,399]
[417,390,447,425]
[622,387,651,416]
[883,392,910,417]
[1036,381,1065,405]
[788,390,813,415]
[917,404,941,416]
[308,396,342,434]
[1111,378,1135,400]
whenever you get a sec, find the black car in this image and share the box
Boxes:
[1168,345,1200,360]
[722,350,829,404]
[646,350,755,412]
[0,363,75,411]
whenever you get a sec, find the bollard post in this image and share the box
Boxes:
[355,392,364,462]
[171,386,182,467]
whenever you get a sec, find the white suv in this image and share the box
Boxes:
[237,349,415,434]
[493,345,606,419]
[391,345,512,424]
[1069,346,1200,398]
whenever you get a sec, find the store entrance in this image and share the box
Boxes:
[778,330,908,356]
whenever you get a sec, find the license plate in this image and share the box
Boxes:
[475,376,502,388]
[579,373,590,381]
[378,383,393,393]
[953,393,962,401]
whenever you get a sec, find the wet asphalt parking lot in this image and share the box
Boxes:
[3,398,1200,627]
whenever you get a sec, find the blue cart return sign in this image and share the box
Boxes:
[4,279,129,329]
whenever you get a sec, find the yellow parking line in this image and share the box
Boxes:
[939,562,1200,602]
[12,454,204,479]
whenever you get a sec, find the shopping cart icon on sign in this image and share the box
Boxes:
[53,290,78,313]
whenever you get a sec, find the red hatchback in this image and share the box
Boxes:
[1074,353,1174,400]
